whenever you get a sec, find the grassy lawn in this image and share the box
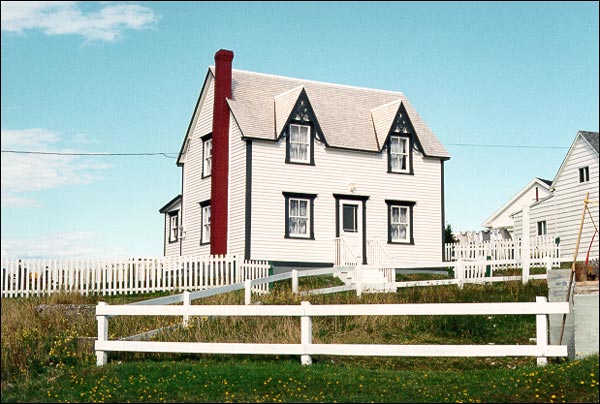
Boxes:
[1,355,598,403]
[1,277,598,403]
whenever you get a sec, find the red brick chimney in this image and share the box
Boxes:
[210,49,234,255]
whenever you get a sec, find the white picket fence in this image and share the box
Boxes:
[95,297,569,367]
[445,235,561,270]
[0,255,270,298]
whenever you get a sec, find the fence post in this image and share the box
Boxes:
[291,270,299,294]
[456,260,464,289]
[245,279,252,305]
[183,291,191,326]
[522,205,531,284]
[96,302,108,366]
[300,301,312,365]
[535,296,548,367]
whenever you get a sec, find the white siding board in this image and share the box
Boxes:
[181,76,214,256]
[228,118,247,257]
[250,138,442,264]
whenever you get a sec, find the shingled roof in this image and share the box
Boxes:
[579,130,599,154]
[216,68,450,159]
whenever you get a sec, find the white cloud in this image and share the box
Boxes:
[1,128,110,206]
[0,1,159,42]
[1,231,99,258]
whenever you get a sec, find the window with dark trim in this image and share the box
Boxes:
[579,166,589,183]
[200,200,211,245]
[537,220,547,236]
[201,133,212,178]
[286,124,314,165]
[168,211,179,243]
[283,192,316,239]
[389,135,410,173]
[386,200,415,244]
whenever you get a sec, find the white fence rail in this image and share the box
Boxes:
[1,255,270,298]
[95,297,569,367]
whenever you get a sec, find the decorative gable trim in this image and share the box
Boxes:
[385,103,423,175]
[275,88,327,146]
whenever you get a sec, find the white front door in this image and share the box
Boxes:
[339,200,363,263]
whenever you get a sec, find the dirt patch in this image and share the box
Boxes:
[35,304,96,320]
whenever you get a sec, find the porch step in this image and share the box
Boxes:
[334,266,395,293]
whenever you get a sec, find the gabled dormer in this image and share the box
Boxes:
[275,87,326,166]
[386,102,420,175]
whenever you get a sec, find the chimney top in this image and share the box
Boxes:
[215,49,234,62]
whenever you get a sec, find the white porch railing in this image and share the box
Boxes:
[367,238,394,267]
[1,255,270,298]
[333,237,359,266]
[95,297,569,367]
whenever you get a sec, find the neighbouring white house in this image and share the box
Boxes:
[482,177,553,237]
[512,131,599,260]
[159,49,450,271]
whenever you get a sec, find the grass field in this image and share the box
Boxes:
[1,275,598,403]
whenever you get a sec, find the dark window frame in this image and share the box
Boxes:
[199,199,211,245]
[387,134,413,175]
[201,133,213,179]
[537,220,547,236]
[283,192,317,240]
[285,122,315,166]
[168,210,179,243]
[386,200,416,245]
[579,166,590,183]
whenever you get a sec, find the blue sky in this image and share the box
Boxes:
[1,1,598,258]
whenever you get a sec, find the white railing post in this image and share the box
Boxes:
[356,264,363,297]
[300,301,312,365]
[456,260,464,289]
[292,270,299,294]
[245,279,252,305]
[536,296,548,367]
[96,302,108,366]
[183,291,191,326]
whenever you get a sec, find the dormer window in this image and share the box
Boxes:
[286,124,314,165]
[389,135,410,173]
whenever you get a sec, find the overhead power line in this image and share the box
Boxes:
[446,143,568,149]
[2,142,569,158]
[1,150,178,158]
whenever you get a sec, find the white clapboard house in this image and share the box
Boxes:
[159,49,450,271]
[512,131,599,260]
[482,177,553,238]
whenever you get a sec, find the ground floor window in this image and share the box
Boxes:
[283,192,316,239]
[386,200,415,244]
[168,211,179,243]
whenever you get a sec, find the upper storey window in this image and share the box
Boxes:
[389,136,410,173]
[288,124,311,164]
[202,134,212,178]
